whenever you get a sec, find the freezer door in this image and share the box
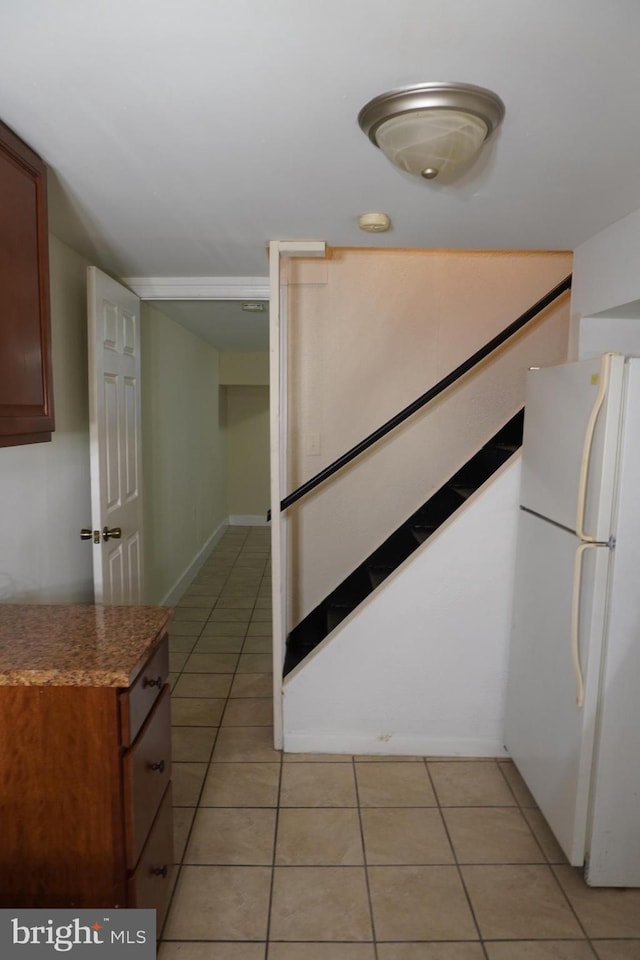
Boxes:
[504,510,610,864]
[520,354,624,539]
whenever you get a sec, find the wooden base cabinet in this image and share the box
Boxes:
[0,635,174,928]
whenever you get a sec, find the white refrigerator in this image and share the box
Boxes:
[505,352,640,886]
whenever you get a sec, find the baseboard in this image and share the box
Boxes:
[228,514,269,526]
[160,519,229,605]
[283,732,508,758]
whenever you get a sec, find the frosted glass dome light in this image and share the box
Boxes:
[358,82,505,181]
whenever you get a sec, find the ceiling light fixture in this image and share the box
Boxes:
[358,81,505,181]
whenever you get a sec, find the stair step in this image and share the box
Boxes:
[412,489,461,525]
[410,522,438,545]
[366,563,396,588]
[449,457,490,488]
[368,526,418,567]
[490,441,519,453]
[450,484,475,500]
[477,445,514,473]
[326,601,357,633]
[491,414,525,448]
[283,642,319,675]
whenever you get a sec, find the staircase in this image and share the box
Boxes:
[283,407,524,676]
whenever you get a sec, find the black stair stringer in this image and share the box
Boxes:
[283,408,524,677]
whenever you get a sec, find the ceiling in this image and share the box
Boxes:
[148,300,269,351]
[1,1,640,284]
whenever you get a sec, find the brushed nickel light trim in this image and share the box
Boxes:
[358,81,505,180]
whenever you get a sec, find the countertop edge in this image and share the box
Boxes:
[0,605,174,687]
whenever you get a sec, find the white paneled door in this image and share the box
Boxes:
[87,267,144,603]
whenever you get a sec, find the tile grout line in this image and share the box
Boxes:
[352,755,380,958]
[496,756,595,948]
[264,715,285,957]
[423,756,486,952]
[244,532,273,959]
[162,531,244,939]
[228,539,273,957]
[494,758,550,866]
[163,526,270,945]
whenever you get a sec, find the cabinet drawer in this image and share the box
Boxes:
[120,635,169,746]
[124,684,172,868]
[128,783,174,933]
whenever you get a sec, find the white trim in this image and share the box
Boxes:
[273,241,327,256]
[269,240,326,751]
[269,242,284,749]
[283,732,507,757]
[122,276,270,300]
[159,519,228,605]
[229,514,269,526]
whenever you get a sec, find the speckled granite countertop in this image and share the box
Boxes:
[0,605,174,687]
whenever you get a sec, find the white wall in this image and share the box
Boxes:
[0,236,93,602]
[141,303,228,604]
[283,458,521,756]
[571,205,640,359]
[572,207,640,319]
[286,249,572,625]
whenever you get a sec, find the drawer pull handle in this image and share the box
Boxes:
[149,760,165,773]
[150,865,168,878]
[142,676,162,689]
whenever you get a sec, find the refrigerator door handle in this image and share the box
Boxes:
[575,352,614,542]
[571,542,598,708]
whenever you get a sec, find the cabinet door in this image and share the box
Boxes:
[0,119,54,445]
[123,685,172,868]
[128,784,174,932]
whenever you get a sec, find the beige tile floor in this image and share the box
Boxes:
[159,526,640,960]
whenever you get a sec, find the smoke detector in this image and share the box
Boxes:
[358,212,392,233]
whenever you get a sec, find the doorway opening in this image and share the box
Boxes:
[139,295,270,605]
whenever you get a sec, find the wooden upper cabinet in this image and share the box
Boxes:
[0,119,54,445]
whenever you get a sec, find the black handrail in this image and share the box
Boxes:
[280,274,572,512]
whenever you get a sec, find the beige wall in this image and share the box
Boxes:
[220,351,270,518]
[224,385,270,518]
[0,236,93,602]
[220,351,269,385]
[286,248,573,623]
[142,303,227,603]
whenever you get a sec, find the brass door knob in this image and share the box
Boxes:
[102,526,122,542]
[80,529,101,544]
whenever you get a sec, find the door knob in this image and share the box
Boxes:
[80,528,101,544]
[102,526,122,541]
